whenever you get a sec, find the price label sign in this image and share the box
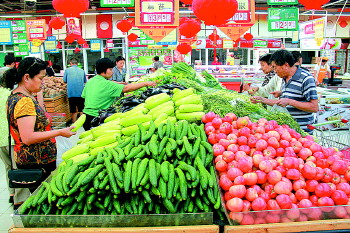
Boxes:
[267,0,298,5]
[26,19,47,41]
[268,7,299,31]
[100,0,134,7]
[0,21,12,45]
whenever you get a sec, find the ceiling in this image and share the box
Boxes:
[0,0,349,17]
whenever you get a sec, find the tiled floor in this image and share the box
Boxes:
[0,127,82,232]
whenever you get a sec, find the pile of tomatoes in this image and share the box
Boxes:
[203,112,350,225]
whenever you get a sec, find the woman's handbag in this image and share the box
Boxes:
[7,120,43,189]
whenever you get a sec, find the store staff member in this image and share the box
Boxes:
[251,49,318,134]
[314,57,331,85]
[81,58,156,130]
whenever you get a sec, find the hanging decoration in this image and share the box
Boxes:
[49,17,65,30]
[176,43,192,54]
[74,47,81,53]
[192,0,238,25]
[65,34,76,44]
[244,33,253,41]
[208,33,220,41]
[56,41,62,49]
[77,37,86,45]
[52,0,89,18]
[83,43,89,48]
[127,33,138,42]
[104,47,110,52]
[179,17,201,38]
[116,20,133,33]
[339,21,348,28]
[298,0,330,10]
[181,0,193,5]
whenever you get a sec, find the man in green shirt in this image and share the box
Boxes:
[82,58,156,130]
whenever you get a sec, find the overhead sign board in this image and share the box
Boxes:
[268,7,299,31]
[100,0,134,7]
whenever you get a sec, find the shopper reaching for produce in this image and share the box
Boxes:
[4,57,76,208]
[81,58,156,130]
[250,49,318,134]
[243,53,282,100]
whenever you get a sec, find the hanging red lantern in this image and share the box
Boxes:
[49,17,65,30]
[244,33,253,41]
[117,20,132,33]
[339,21,348,28]
[83,43,89,48]
[298,0,330,10]
[77,37,86,45]
[208,33,220,41]
[127,33,138,42]
[192,0,238,25]
[104,47,110,52]
[65,34,76,44]
[74,47,81,53]
[179,18,201,38]
[52,0,89,18]
[176,43,192,54]
[56,41,62,49]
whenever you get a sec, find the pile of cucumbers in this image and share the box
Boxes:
[20,119,224,219]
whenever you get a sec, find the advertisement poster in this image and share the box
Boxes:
[26,19,47,41]
[14,43,29,57]
[45,36,57,52]
[300,38,341,50]
[299,17,326,40]
[66,17,82,36]
[12,20,27,44]
[0,21,12,45]
[129,48,172,66]
[90,40,101,52]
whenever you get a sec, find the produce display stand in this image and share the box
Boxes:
[9,225,219,233]
[224,219,350,233]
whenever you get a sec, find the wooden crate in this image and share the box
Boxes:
[9,225,219,233]
[224,219,350,233]
[44,94,67,108]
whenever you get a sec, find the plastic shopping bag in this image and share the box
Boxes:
[55,136,72,166]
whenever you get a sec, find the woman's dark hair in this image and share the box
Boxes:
[115,56,125,63]
[154,56,160,61]
[258,53,272,65]
[270,49,295,67]
[96,58,115,74]
[291,51,302,64]
[3,57,46,89]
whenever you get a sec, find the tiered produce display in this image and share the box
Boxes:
[19,88,223,219]
[18,63,350,227]
[202,112,350,225]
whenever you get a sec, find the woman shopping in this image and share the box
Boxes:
[4,57,75,208]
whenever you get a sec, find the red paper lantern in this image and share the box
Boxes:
[176,43,192,54]
[77,37,86,45]
[208,33,220,41]
[104,47,110,52]
[117,20,132,33]
[83,43,89,48]
[56,41,62,49]
[65,34,76,44]
[298,0,330,10]
[192,0,238,25]
[52,0,89,18]
[49,17,65,30]
[339,21,348,28]
[179,18,201,38]
[74,47,81,53]
[244,33,253,41]
[128,33,138,42]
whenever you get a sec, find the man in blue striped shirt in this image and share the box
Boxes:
[251,49,318,134]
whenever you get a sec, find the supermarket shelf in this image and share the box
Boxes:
[224,219,350,233]
[9,225,219,233]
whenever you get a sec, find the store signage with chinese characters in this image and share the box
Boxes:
[90,40,101,52]
[0,21,12,45]
[240,39,282,48]
[30,42,41,54]
[12,20,27,44]
[222,39,234,49]
[300,38,341,50]
[267,0,298,5]
[135,0,179,42]
[66,18,82,36]
[45,36,57,52]
[26,19,47,41]
[14,43,29,57]
[299,17,326,40]
[100,0,134,7]
[268,7,299,31]
[217,0,256,41]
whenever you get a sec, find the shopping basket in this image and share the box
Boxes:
[307,119,350,159]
